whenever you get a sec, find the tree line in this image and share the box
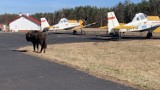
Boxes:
[0,0,159,27]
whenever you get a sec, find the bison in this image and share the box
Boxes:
[26,30,47,53]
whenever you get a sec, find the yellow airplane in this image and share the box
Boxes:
[41,18,97,34]
[107,12,160,38]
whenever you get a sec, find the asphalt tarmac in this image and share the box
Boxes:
[0,32,138,90]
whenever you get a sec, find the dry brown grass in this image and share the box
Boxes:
[19,40,160,90]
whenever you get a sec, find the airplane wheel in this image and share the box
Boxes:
[73,30,77,35]
[115,32,119,37]
[115,32,122,39]
[81,31,85,35]
[146,32,152,39]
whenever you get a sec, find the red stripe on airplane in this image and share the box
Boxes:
[41,20,46,22]
[108,17,115,20]
[144,21,147,24]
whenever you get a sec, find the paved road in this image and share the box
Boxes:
[0,32,138,90]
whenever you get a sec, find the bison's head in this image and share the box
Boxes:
[26,31,32,42]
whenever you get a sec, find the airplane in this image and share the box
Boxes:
[107,12,160,39]
[41,17,97,34]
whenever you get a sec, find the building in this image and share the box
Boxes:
[9,13,41,32]
[0,24,7,32]
[0,24,3,31]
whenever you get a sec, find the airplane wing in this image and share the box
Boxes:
[113,25,160,33]
[98,25,140,31]
[71,22,97,30]
[99,26,108,29]
[42,24,55,29]
[83,22,97,28]
[153,27,160,32]
[70,26,83,30]
[147,16,160,21]
[113,25,137,29]
[45,26,54,29]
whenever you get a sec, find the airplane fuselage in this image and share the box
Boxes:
[119,15,160,33]
[52,22,80,30]
[108,12,160,38]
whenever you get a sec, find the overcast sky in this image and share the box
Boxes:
[0,0,141,14]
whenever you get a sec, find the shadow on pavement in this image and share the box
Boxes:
[12,49,28,52]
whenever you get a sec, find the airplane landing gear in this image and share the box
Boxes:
[73,29,85,35]
[146,32,153,39]
[112,32,121,39]
[73,30,77,35]
[114,32,120,37]
[80,29,85,35]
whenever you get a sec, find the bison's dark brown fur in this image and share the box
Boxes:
[26,30,47,53]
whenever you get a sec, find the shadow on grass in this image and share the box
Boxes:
[89,34,160,42]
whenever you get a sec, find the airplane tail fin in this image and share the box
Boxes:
[108,12,120,34]
[41,18,50,30]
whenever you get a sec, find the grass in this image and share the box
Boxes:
[19,39,160,90]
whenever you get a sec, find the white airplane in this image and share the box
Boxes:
[41,18,97,34]
[108,12,160,38]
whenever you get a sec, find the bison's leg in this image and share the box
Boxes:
[33,43,36,52]
[43,43,47,53]
[43,48,45,53]
[43,47,46,53]
[39,41,47,53]
[36,43,39,53]
[42,41,47,53]
[39,44,44,53]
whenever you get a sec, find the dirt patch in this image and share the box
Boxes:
[19,39,160,90]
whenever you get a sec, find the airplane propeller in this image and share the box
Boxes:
[82,16,88,25]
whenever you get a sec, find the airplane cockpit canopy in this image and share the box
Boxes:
[132,13,147,22]
[139,14,147,20]
[59,18,68,24]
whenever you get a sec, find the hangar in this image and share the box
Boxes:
[9,13,41,32]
